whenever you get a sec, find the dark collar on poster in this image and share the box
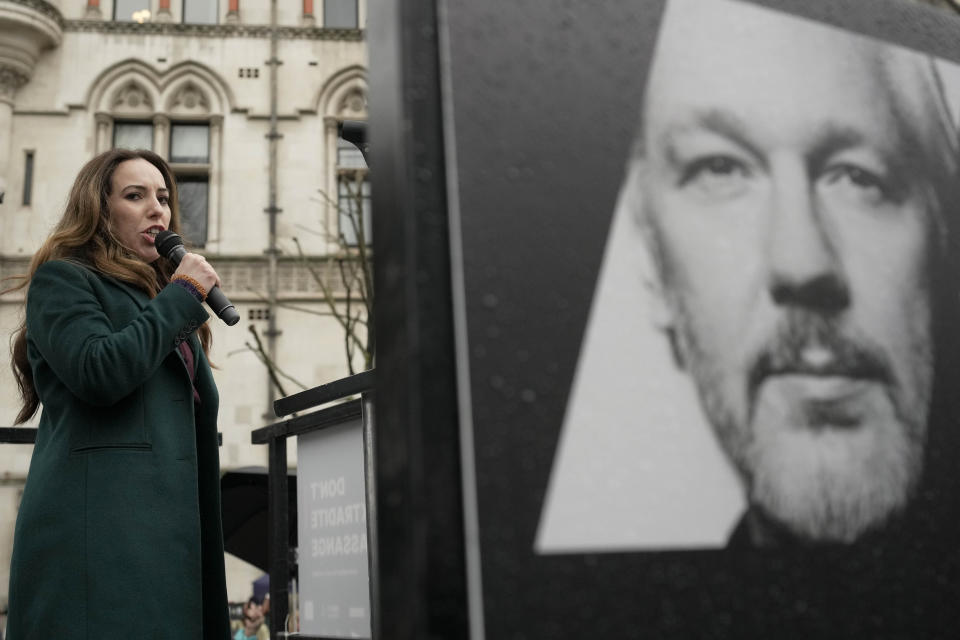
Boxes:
[727,507,918,551]
[727,508,806,549]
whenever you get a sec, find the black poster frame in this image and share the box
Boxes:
[368,0,470,638]
[370,0,960,638]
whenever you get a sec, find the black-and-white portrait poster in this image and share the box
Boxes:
[439,0,960,636]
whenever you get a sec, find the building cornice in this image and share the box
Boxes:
[63,19,364,41]
[0,254,364,303]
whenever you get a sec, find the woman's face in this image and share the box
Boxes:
[107,158,171,262]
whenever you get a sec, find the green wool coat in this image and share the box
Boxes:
[6,259,230,640]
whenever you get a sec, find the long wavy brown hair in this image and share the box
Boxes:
[4,148,212,424]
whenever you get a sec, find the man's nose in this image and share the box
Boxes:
[765,163,849,311]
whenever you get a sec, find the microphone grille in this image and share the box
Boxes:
[154,230,182,257]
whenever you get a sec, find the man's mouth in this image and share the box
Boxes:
[769,373,872,399]
[759,374,875,428]
[751,341,890,396]
[748,338,893,430]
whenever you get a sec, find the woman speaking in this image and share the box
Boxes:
[4,148,230,638]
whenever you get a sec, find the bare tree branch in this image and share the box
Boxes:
[244,169,375,390]
[246,324,312,396]
[291,237,369,351]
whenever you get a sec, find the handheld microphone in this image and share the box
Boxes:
[155,230,240,326]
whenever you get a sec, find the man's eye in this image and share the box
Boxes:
[679,155,751,197]
[827,164,882,189]
[821,163,894,205]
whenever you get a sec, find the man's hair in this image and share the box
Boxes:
[627,1,960,287]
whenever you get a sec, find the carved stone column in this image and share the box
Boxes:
[85,0,103,20]
[156,0,173,23]
[301,0,316,26]
[207,115,224,251]
[153,114,171,160]
[0,1,62,223]
[226,0,241,24]
[0,0,64,180]
[94,112,112,154]
[0,66,28,204]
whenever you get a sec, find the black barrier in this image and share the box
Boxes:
[367,0,470,636]
[253,370,376,640]
[0,428,223,446]
[273,369,374,417]
[0,428,38,444]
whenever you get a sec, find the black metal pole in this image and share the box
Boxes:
[361,393,379,638]
[268,436,290,639]
[369,0,470,636]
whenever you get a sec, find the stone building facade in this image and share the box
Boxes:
[0,0,368,613]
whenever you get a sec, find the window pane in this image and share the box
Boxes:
[183,0,218,24]
[113,122,153,150]
[338,175,371,246]
[337,138,366,170]
[115,0,151,22]
[176,177,209,247]
[170,124,210,163]
[325,0,358,28]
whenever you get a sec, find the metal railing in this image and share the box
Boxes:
[0,428,37,445]
[0,428,223,446]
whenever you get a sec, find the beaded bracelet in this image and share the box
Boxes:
[171,274,208,302]
[171,278,204,302]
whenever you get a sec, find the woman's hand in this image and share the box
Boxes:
[172,253,220,293]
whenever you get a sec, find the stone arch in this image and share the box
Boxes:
[316,64,368,119]
[87,59,163,115]
[336,85,367,119]
[165,79,212,116]
[109,79,154,115]
[160,61,233,115]
[316,65,369,254]
[86,59,233,117]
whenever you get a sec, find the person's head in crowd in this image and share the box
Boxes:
[622,0,960,545]
[238,597,265,638]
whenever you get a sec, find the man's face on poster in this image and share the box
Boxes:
[633,1,953,543]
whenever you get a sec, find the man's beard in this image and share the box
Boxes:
[676,309,932,544]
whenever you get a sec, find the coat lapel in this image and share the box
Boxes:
[103,275,197,377]
[102,275,149,311]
